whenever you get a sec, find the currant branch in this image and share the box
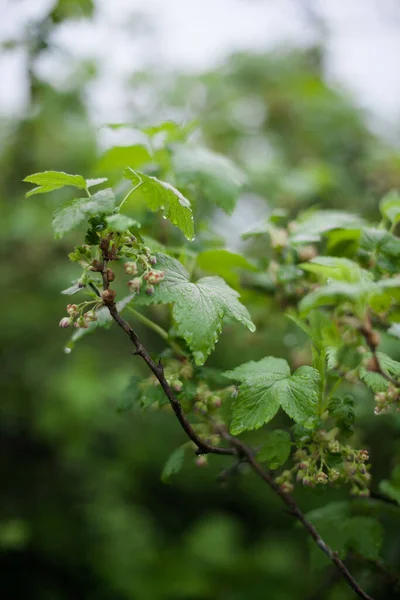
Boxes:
[96,243,375,600]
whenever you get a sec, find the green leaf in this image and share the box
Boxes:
[306,504,382,568]
[142,120,197,141]
[161,447,185,483]
[300,256,368,283]
[172,145,246,214]
[52,189,116,238]
[360,227,400,258]
[379,465,400,505]
[117,375,168,412]
[105,214,141,232]
[328,396,355,430]
[24,170,87,197]
[289,210,364,244]
[97,145,152,173]
[135,254,255,365]
[124,168,194,240]
[196,249,256,288]
[299,282,367,315]
[343,517,383,561]
[359,352,400,392]
[224,357,320,435]
[68,245,92,264]
[307,310,341,350]
[257,430,292,469]
[116,375,142,412]
[379,190,400,225]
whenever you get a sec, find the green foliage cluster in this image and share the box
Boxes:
[23,112,400,598]
[4,13,400,597]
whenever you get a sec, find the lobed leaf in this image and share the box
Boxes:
[135,254,255,365]
[224,357,320,435]
[257,430,292,469]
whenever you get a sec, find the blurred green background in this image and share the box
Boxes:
[2,1,400,599]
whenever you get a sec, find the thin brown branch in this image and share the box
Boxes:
[99,253,234,457]
[218,430,374,600]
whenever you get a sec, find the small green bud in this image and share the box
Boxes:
[145,285,155,296]
[315,472,328,485]
[124,261,138,275]
[328,440,340,454]
[209,395,222,408]
[195,456,208,467]
[358,449,369,462]
[193,401,207,414]
[128,277,142,293]
[280,482,294,494]
[172,379,183,392]
[66,304,79,317]
[179,365,193,379]
[329,469,340,482]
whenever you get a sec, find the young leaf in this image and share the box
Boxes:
[124,168,194,240]
[161,447,186,483]
[359,351,400,392]
[196,249,256,288]
[328,396,355,430]
[52,189,116,238]
[300,256,368,283]
[257,430,292,469]
[24,171,87,197]
[299,282,367,315]
[289,210,364,244]
[135,254,255,365]
[106,214,141,232]
[172,146,246,214]
[379,190,400,226]
[224,357,320,435]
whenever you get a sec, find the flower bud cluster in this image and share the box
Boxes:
[59,303,98,329]
[276,430,371,497]
[374,385,400,415]
[125,251,165,296]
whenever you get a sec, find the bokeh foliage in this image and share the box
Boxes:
[2,4,400,599]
